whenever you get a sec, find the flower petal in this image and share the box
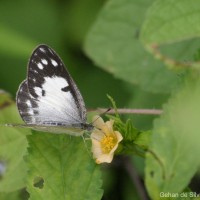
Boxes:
[115,131,123,142]
[91,116,123,164]
[96,153,114,164]
[109,143,119,155]
[92,145,103,158]
[105,120,114,133]
[92,116,105,129]
[91,129,105,141]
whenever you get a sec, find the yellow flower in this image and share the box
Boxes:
[91,116,123,164]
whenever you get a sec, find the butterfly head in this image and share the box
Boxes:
[81,123,94,131]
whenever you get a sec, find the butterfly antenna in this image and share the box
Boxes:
[91,107,111,125]
[101,107,111,115]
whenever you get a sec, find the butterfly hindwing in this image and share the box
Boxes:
[17,80,38,123]
[16,45,87,131]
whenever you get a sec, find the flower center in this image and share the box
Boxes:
[100,135,116,153]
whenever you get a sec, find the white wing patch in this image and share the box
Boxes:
[32,76,80,124]
[39,47,45,53]
[41,59,48,65]
[51,59,58,67]
[28,109,34,115]
[26,100,31,107]
[37,63,44,69]
[34,87,43,96]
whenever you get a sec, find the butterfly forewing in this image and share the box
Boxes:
[16,45,88,133]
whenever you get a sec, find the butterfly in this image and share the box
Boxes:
[14,44,93,136]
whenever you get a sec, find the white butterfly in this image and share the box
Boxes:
[13,44,93,136]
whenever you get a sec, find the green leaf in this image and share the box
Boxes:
[84,0,178,93]
[134,130,152,150]
[145,79,200,199]
[107,95,119,118]
[0,92,30,192]
[0,190,24,200]
[141,0,200,45]
[0,90,13,107]
[26,132,103,200]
